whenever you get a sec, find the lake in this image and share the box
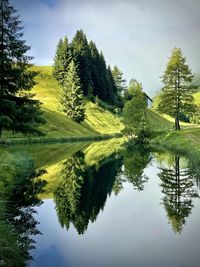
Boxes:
[1,139,200,267]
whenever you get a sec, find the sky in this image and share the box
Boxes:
[11,0,200,96]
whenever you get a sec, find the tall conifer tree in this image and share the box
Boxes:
[88,41,101,98]
[98,52,109,101]
[158,48,197,130]
[112,65,126,96]
[71,30,92,96]
[107,65,116,105]
[53,36,71,85]
[61,60,85,123]
[0,0,44,138]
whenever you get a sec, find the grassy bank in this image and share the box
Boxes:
[152,128,200,166]
[0,133,120,145]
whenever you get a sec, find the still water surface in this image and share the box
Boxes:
[24,141,200,267]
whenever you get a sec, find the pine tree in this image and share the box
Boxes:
[98,51,109,101]
[88,41,101,98]
[61,60,85,123]
[71,30,92,96]
[0,0,44,138]
[107,65,116,105]
[158,48,197,130]
[88,43,109,102]
[112,65,126,96]
[53,36,71,85]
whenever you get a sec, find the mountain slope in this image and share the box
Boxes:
[31,66,124,137]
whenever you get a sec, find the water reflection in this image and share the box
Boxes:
[123,145,151,191]
[2,142,200,267]
[53,144,200,236]
[159,155,199,234]
[54,151,123,234]
[0,153,46,266]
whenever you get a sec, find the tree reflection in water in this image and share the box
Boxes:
[0,153,46,267]
[159,155,199,234]
[54,151,123,234]
[123,145,151,191]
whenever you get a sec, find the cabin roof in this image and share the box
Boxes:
[144,92,153,102]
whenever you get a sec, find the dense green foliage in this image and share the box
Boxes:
[53,30,124,106]
[123,81,150,142]
[53,37,71,85]
[123,145,151,191]
[157,48,197,130]
[0,151,46,266]
[0,0,44,138]
[112,65,126,96]
[61,60,85,122]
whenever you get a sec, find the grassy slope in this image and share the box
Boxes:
[147,109,173,131]
[31,66,123,137]
[152,128,200,167]
[151,87,200,160]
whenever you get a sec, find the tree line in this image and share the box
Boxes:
[53,30,125,106]
[53,30,126,122]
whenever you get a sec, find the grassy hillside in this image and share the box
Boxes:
[31,66,123,137]
[152,128,200,171]
[147,109,173,131]
[2,65,177,139]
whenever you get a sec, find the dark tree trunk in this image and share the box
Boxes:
[0,125,2,139]
[175,116,180,130]
[175,156,180,212]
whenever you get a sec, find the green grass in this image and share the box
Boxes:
[2,66,123,140]
[31,66,123,137]
[152,128,200,167]
[147,109,174,132]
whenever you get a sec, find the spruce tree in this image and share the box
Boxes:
[53,36,71,85]
[107,65,116,105]
[53,38,63,79]
[61,60,85,123]
[88,41,101,98]
[0,0,44,138]
[112,65,126,96]
[98,52,109,102]
[71,30,92,96]
[158,48,197,130]
[88,42,110,103]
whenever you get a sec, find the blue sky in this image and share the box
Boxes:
[11,0,200,96]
